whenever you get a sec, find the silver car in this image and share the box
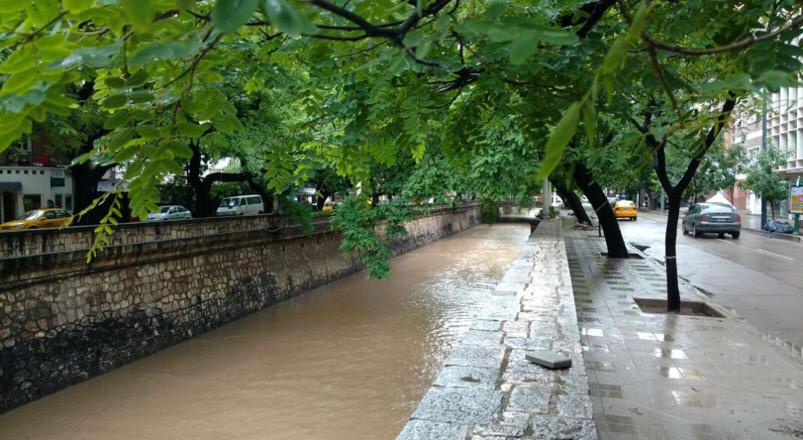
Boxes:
[682,203,741,239]
[147,205,192,221]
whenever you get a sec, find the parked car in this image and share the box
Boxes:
[147,205,192,221]
[682,202,741,238]
[216,195,264,216]
[322,199,339,213]
[613,200,637,221]
[0,208,73,230]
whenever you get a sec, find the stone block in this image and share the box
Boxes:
[434,365,499,389]
[507,383,550,414]
[396,420,471,440]
[411,388,503,425]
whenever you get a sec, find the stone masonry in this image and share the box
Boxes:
[0,204,480,412]
[397,219,596,440]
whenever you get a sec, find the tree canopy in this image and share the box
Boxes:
[1,0,801,299]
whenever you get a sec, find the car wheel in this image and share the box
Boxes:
[718,233,725,238]
[682,223,688,235]
[632,217,637,221]
[731,231,740,239]
[693,224,702,238]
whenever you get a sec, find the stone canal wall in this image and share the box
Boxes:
[0,203,481,412]
[397,219,596,440]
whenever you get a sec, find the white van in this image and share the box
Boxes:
[216,195,264,216]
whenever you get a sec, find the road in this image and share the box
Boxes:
[614,210,803,352]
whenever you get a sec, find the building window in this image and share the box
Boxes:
[23,194,41,211]
[55,194,63,208]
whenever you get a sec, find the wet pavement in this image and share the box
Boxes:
[566,229,803,439]
[618,211,803,356]
[0,224,530,440]
[398,219,597,440]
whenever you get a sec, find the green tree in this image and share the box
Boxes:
[742,146,789,220]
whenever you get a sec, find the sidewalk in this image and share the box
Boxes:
[397,219,596,439]
[566,228,803,439]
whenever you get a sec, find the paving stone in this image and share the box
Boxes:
[471,320,502,332]
[396,420,471,440]
[411,388,503,425]
[508,383,550,414]
[473,412,529,437]
[527,415,597,440]
[433,365,499,389]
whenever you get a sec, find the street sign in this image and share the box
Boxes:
[791,186,803,214]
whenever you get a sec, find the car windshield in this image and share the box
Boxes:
[702,203,734,213]
[159,206,172,213]
[219,198,237,208]
[20,210,43,220]
[617,201,635,207]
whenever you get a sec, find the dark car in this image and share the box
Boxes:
[682,203,741,239]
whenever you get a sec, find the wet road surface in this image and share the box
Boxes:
[617,211,803,350]
[0,224,530,440]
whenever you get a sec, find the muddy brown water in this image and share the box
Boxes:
[0,224,529,440]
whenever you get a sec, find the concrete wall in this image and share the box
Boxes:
[0,203,481,412]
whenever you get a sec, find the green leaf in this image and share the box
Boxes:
[101,94,127,109]
[0,0,28,13]
[262,0,315,35]
[509,33,537,64]
[213,0,259,33]
[63,0,95,13]
[122,0,151,31]
[538,102,580,180]
[52,43,122,69]
[129,38,201,66]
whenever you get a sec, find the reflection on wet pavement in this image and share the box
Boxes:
[567,233,803,440]
[0,224,530,440]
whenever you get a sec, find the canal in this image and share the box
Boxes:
[0,224,530,440]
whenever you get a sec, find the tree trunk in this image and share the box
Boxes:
[186,143,204,216]
[552,180,592,225]
[664,193,682,312]
[572,162,628,258]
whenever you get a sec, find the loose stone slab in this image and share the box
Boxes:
[525,350,572,369]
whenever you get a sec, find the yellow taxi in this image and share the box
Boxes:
[322,200,339,213]
[0,208,74,230]
[613,200,637,221]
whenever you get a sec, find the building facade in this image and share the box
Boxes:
[0,137,75,223]
[728,86,803,217]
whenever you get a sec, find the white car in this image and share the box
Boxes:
[147,205,192,221]
[216,195,264,216]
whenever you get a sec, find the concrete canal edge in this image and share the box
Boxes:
[0,204,481,413]
[396,219,596,440]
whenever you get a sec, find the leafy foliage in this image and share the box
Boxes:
[330,195,413,278]
[742,146,789,218]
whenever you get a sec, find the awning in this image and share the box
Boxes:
[0,182,22,192]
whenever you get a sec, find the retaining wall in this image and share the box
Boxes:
[0,203,481,412]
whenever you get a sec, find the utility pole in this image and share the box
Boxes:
[760,90,768,229]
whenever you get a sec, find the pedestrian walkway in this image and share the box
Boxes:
[565,230,803,439]
[397,219,596,439]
